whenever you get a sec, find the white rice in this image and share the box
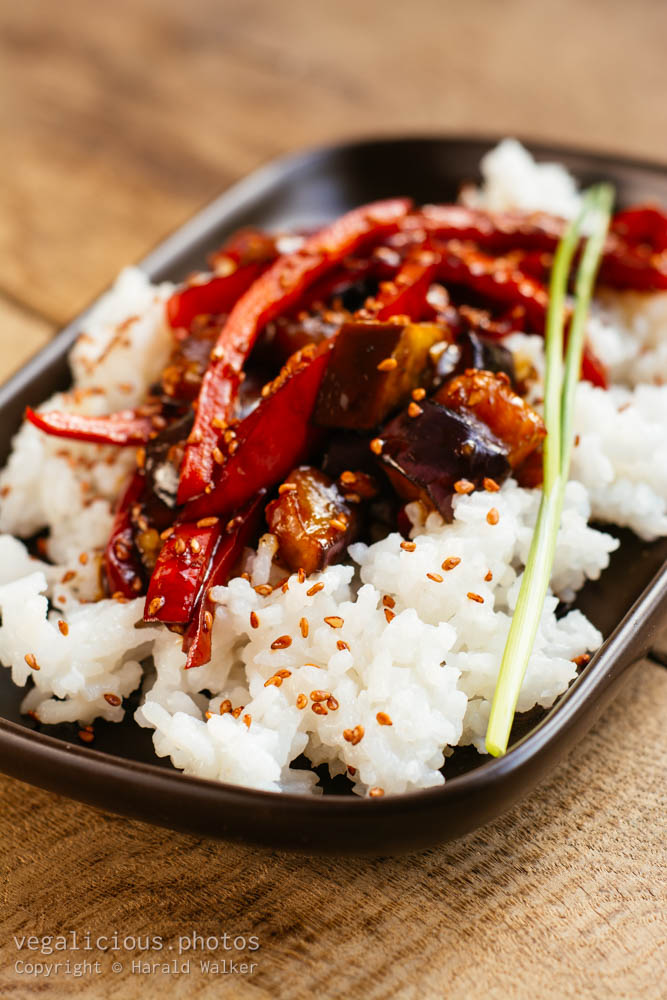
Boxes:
[0,142,665,796]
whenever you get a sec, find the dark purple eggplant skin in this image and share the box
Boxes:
[433,331,516,386]
[379,399,511,519]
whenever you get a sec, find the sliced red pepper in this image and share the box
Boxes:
[177,198,412,503]
[144,520,225,624]
[405,205,564,252]
[166,264,266,333]
[182,494,265,669]
[610,206,667,251]
[369,248,440,321]
[25,406,158,446]
[103,472,146,598]
[581,344,608,389]
[184,346,330,523]
[208,227,279,272]
[433,241,549,332]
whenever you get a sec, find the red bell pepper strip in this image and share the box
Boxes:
[177,198,412,503]
[25,406,158,446]
[369,249,440,321]
[433,241,550,332]
[143,520,225,624]
[581,345,608,389]
[183,346,330,523]
[208,227,279,273]
[182,494,265,670]
[166,264,265,332]
[103,472,146,598]
[610,206,667,250]
[405,205,564,252]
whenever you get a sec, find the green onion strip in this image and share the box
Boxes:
[485,184,614,758]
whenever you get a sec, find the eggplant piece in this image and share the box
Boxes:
[434,369,545,468]
[431,331,516,386]
[378,400,511,520]
[314,320,447,430]
[266,467,357,575]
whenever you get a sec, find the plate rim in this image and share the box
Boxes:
[1,133,666,846]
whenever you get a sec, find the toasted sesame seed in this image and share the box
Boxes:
[196,516,219,528]
[278,482,297,495]
[348,765,356,776]
[243,714,252,729]
[281,580,289,594]
[212,447,225,465]
[400,540,416,552]
[78,730,94,743]
[370,437,384,455]
[336,640,350,651]
[203,610,214,632]
[486,507,499,525]
[211,416,227,430]
[382,595,396,609]
[131,578,143,593]
[276,669,292,679]
[104,693,122,707]
[572,653,591,667]
[78,552,89,566]
[174,538,186,555]
[61,570,76,583]
[485,570,493,582]
[483,477,500,492]
[264,675,282,688]
[190,538,202,554]
[467,592,484,603]
[312,703,328,716]
[231,706,243,719]
[442,556,461,571]
[343,725,364,745]
[411,387,427,401]
[384,608,395,624]
[377,357,398,372]
[297,567,306,583]
[24,653,40,671]
[329,517,348,532]
[299,617,309,638]
[326,696,339,711]
[160,526,175,540]
[454,479,475,494]
[57,620,69,636]
[310,690,330,703]
[408,402,423,418]
[136,447,146,469]
[296,694,308,709]
[250,611,259,629]
[369,787,385,798]
[427,572,443,583]
[306,582,324,597]
[205,711,213,720]
[220,699,232,714]
[376,712,393,726]
[148,596,165,616]
[340,470,356,485]
[271,635,292,650]
[324,616,344,629]
[254,584,273,597]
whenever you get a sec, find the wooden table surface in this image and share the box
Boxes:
[1,2,666,997]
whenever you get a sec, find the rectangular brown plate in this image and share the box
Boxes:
[0,137,665,854]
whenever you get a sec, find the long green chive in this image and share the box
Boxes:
[485,184,614,758]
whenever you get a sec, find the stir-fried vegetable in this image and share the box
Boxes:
[485,184,614,758]
[26,191,658,670]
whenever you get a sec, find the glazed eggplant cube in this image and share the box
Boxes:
[431,331,516,386]
[378,400,511,520]
[266,467,357,575]
[434,369,545,468]
[314,320,447,430]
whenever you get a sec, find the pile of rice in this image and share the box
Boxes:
[0,141,665,797]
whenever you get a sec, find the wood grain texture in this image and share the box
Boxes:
[0,662,665,1000]
[0,1,666,996]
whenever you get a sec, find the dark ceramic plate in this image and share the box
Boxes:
[1,137,666,855]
